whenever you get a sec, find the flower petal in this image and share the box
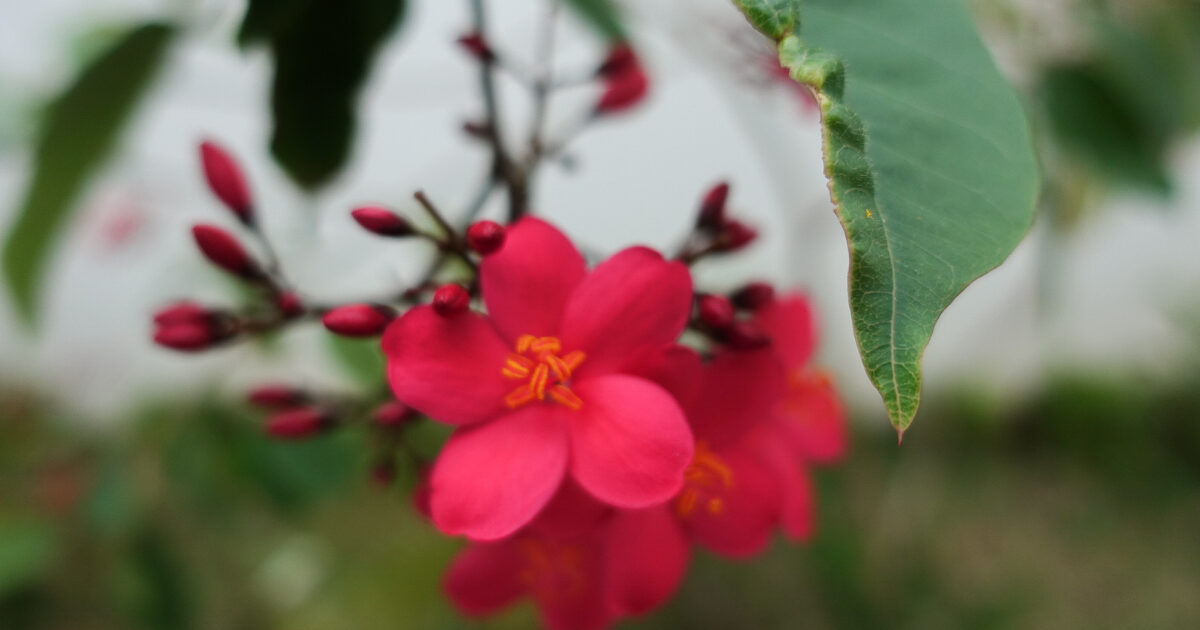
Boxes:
[383,305,512,425]
[776,371,849,465]
[530,479,612,538]
[603,506,689,616]
[562,247,693,376]
[682,446,780,558]
[760,437,816,542]
[568,375,693,508]
[688,348,787,447]
[481,217,586,342]
[619,344,703,408]
[444,540,527,616]
[529,536,612,630]
[754,292,817,371]
[431,406,569,540]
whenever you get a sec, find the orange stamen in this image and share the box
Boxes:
[501,336,586,410]
[549,385,583,410]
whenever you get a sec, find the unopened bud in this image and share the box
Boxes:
[276,291,304,318]
[730,282,775,311]
[351,205,413,237]
[466,220,505,256]
[153,301,209,326]
[697,181,730,230]
[596,67,649,114]
[462,119,492,140]
[373,401,414,428]
[152,301,230,352]
[247,385,307,409]
[697,294,735,330]
[457,32,495,62]
[432,284,470,317]
[192,224,260,278]
[716,220,757,252]
[199,140,253,224]
[597,43,638,78]
[322,303,394,337]
[724,320,770,350]
[265,407,330,440]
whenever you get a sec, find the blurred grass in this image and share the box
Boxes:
[2,369,1199,630]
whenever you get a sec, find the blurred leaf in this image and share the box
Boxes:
[0,519,57,597]
[757,0,1039,434]
[327,335,386,387]
[85,455,138,538]
[1,23,174,326]
[115,529,193,630]
[558,0,626,41]
[238,0,406,189]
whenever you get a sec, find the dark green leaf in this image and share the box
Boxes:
[730,0,798,41]
[239,0,406,189]
[558,0,626,41]
[757,0,1039,434]
[0,519,57,597]
[2,23,174,326]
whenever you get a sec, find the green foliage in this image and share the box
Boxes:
[0,519,56,598]
[746,0,1039,434]
[1,23,174,326]
[730,0,798,41]
[326,336,387,388]
[237,0,406,189]
[558,0,626,41]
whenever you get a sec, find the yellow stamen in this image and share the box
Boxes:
[499,335,586,410]
[549,385,583,410]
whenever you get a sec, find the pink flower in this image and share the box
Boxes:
[383,218,695,540]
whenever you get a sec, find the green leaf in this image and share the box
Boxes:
[758,0,1039,434]
[238,0,405,189]
[2,23,174,326]
[730,0,798,41]
[558,0,626,41]
[0,519,57,597]
[327,335,387,387]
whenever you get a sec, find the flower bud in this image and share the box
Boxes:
[716,220,757,252]
[322,303,394,337]
[697,181,730,230]
[152,301,230,352]
[247,385,307,409]
[462,120,492,140]
[432,284,471,317]
[697,294,735,330]
[457,32,495,62]
[596,43,638,78]
[351,205,413,237]
[596,67,649,114]
[276,291,305,318]
[153,301,208,326]
[265,407,330,440]
[730,282,776,311]
[466,220,505,256]
[373,401,414,428]
[724,320,770,350]
[199,140,253,224]
[192,224,260,278]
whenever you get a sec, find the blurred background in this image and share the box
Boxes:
[2,0,1200,628]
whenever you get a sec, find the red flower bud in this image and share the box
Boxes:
[153,301,208,326]
[716,220,757,252]
[351,205,413,237]
[597,43,639,78]
[276,291,304,318]
[373,401,414,428]
[265,407,330,440]
[199,140,253,223]
[154,322,222,352]
[466,220,505,256]
[697,181,730,230]
[457,32,495,62]
[730,282,776,311]
[724,320,770,350]
[247,385,307,409]
[322,303,394,337]
[432,284,470,317]
[462,120,492,140]
[596,67,649,114]
[192,224,260,278]
[697,294,735,330]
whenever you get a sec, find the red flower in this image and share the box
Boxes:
[383,218,695,540]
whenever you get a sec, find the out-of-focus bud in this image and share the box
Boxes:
[192,224,260,278]
[596,67,649,114]
[697,294,735,331]
[724,320,770,350]
[373,401,414,428]
[715,220,757,252]
[322,304,394,337]
[466,220,505,256]
[152,301,231,352]
[247,385,308,409]
[432,284,471,317]
[276,291,305,318]
[265,407,331,440]
[457,32,495,62]
[462,119,491,140]
[596,43,638,78]
[730,282,776,311]
[153,301,208,326]
[199,140,253,224]
[351,205,414,237]
[696,181,730,230]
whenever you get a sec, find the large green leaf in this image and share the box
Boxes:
[238,0,405,189]
[737,0,1039,434]
[558,0,626,41]
[2,23,174,326]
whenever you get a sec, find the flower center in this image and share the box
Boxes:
[675,442,734,518]
[501,335,586,410]
[517,538,587,598]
